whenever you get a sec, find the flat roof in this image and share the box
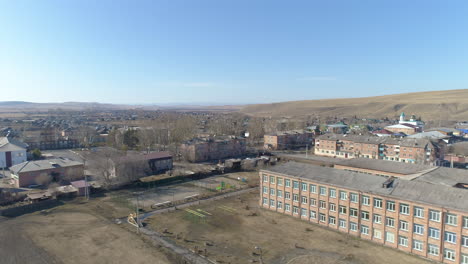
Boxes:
[263,162,468,212]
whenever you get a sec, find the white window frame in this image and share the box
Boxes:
[385,231,395,243]
[362,195,370,206]
[386,217,395,227]
[429,210,441,222]
[293,181,299,189]
[310,210,316,219]
[399,236,408,247]
[400,204,409,215]
[319,186,327,196]
[374,198,382,209]
[361,225,369,235]
[444,231,457,244]
[414,206,424,218]
[429,227,440,240]
[413,224,424,235]
[428,244,439,256]
[413,240,423,251]
[310,184,317,193]
[339,191,347,200]
[444,248,456,261]
[399,220,409,231]
[339,218,346,228]
[446,213,458,226]
[373,214,382,224]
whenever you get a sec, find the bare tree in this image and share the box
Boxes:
[36,173,52,186]
[247,117,265,146]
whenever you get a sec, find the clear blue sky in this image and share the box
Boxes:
[1,0,467,105]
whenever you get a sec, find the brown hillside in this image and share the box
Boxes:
[241,89,468,120]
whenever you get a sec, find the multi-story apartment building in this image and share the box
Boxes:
[260,162,468,264]
[315,134,440,164]
[180,136,247,162]
[264,130,314,150]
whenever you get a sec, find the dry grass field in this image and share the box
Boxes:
[241,89,468,119]
[146,191,431,264]
[0,199,172,264]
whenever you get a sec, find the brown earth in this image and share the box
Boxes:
[146,191,431,264]
[0,199,172,264]
[241,89,468,120]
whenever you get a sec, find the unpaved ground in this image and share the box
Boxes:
[146,191,431,264]
[0,200,171,264]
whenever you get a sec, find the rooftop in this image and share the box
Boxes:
[265,129,312,136]
[10,158,83,174]
[117,151,172,162]
[316,134,436,148]
[334,158,435,175]
[406,131,450,140]
[263,162,468,212]
[0,137,28,151]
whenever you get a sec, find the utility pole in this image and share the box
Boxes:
[255,246,263,264]
[136,194,140,234]
[305,144,308,158]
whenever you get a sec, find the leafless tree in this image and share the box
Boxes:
[116,159,150,183]
[35,173,52,186]
[247,117,265,146]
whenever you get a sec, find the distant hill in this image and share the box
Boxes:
[0,101,143,111]
[241,89,468,120]
[0,101,241,113]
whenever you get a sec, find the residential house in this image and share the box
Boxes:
[0,137,28,168]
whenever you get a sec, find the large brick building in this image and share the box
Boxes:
[180,136,247,162]
[260,162,468,264]
[315,134,440,164]
[264,130,314,150]
[10,158,84,187]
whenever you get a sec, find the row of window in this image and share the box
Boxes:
[263,197,468,247]
[262,179,468,227]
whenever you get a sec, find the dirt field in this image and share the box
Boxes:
[0,199,172,264]
[146,191,431,264]
[109,171,259,212]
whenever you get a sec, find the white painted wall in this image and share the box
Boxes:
[0,150,27,168]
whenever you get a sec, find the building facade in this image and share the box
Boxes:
[260,162,468,264]
[180,136,247,162]
[10,158,84,187]
[315,134,439,164]
[0,137,27,168]
[264,130,314,150]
